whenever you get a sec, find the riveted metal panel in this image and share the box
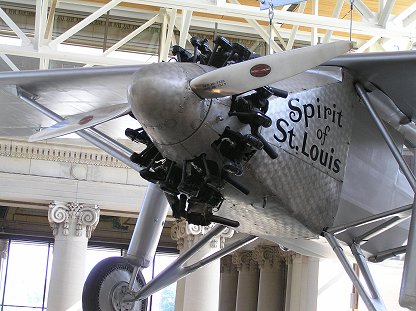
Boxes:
[263,71,355,181]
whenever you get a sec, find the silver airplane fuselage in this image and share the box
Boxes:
[127,62,412,257]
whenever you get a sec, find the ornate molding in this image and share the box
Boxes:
[48,201,100,238]
[170,220,213,250]
[232,250,258,273]
[0,139,128,168]
[170,220,234,251]
[253,245,285,269]
[221,255,237,274]
[281,251,298,264]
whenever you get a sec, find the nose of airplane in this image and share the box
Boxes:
[128,63,210,146]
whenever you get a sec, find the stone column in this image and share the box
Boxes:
[171,220,233,311]
[219,255,238,311]
[47,201,100,311]
[233,250,260,311]
[284,253,319,311]
[253,245,286,311]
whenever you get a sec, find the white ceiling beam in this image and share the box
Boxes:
[356,36,381,52]
[378,0,396,27]
[0,53,19,71]
[403,10,416,29]
[353,0,375,21]
[229,0,282,52]
[125,0,413,39]
[179,10,193,47]
[287,1,307,50]
[190,15,361,43]
[49,0,123,48]
[102,13,160,56]
[246,20,283,52]
[34,0,49,49]
[0,8,31,46]
[158,9,168,62]
[322,0,344,43]
[272,24,287,49]
[162,8,177,61]
[311,0,319,45]
[393,3,416,24]
[175,20,192,46]
[45,0,59,40]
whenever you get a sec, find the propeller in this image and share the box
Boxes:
[190,41,352,98]
[29,103,131,142]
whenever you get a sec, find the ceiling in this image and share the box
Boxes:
[0,0,415,71]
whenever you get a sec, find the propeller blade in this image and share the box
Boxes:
[29,103,131,142]
[190,41,352,98]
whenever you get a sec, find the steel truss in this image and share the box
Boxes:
[322,83,416,311]
[0,0,416,72]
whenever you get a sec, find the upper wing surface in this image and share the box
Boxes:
[0,65,142,138]
[324,50,416,121]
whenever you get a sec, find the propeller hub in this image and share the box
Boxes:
[128,63,211,146]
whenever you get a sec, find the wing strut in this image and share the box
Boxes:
[16,87,142,172]
[355,83,416,310]
[322,203,413,311]
[125,228,257,302]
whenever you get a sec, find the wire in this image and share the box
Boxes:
[268,2,274,54]
[349,0,354,42]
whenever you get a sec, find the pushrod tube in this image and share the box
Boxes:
[355,83,416,191]
[128,229,257,302]
[368,245,407,263]
[355,83,416,309]
[354,215,409,244]
[326,204,412,234]
[324,232,386,311]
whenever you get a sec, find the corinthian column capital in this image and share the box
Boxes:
[232,250,258,272]
[48,201,100,238]
[253,245,284,269]
[170,220,234,251]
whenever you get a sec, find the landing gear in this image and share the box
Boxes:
[82,257,147,311]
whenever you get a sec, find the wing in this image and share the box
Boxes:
[0,65,142,138]
[325,50,416,121]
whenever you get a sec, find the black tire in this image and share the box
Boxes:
[82,256,148,311]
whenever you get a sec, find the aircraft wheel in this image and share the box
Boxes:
[82,256,147,311]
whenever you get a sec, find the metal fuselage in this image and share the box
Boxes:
[128,62,412,257]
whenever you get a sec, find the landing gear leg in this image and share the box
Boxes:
[82,183,170,310]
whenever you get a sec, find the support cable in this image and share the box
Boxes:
[268,2,275,54]
[349,0,354,42]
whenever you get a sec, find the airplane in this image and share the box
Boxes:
[1,34,416,311]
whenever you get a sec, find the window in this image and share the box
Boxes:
[0,240,177,311]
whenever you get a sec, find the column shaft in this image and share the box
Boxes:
[47,237,88,310]
[219,255,238,311]
[286,254,320,311]
[46,201,99,311]
[171,221,234,311]
[254,245,286,311]
[233,251,259,311]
